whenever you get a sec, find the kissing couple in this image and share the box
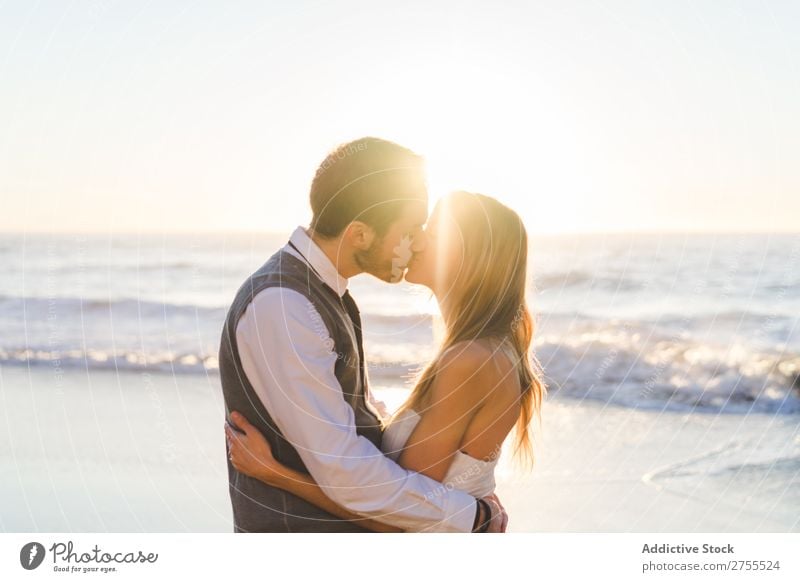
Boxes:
[221,137,546,532]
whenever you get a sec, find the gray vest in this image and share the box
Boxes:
[219,248,383,532]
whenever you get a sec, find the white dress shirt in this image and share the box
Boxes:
[235,226,477,532]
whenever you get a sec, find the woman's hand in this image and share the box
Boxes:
[224,411,284,485]
[484,492,509,532]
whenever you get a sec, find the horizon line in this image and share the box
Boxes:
[1,227,799,237]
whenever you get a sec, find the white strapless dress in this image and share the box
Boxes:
[381,408,500,498]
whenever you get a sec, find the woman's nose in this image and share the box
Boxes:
[410,230,427,253]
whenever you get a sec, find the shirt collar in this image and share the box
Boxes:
[284,226,349,297]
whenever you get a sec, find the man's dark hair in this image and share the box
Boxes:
[309,137,427,238]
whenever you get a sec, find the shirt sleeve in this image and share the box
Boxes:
[234,287,478,532]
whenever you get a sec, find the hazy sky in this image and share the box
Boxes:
[1,1,798,234]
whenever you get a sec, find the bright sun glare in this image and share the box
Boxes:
[366,69,585,235]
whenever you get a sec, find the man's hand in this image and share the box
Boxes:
[483,493,508,533]
[225,411,285,485]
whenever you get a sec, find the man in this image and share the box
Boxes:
[219,137,504,532]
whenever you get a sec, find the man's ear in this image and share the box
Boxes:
[344,221,377,250]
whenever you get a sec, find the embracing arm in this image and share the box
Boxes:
[227,412,401,532]
[230,288,479,532]
[227,332,503,532]
[268,458,403,532]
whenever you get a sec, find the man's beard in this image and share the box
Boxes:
[354,237,393,282]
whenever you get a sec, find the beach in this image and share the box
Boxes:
[1,365,796,533]
[1,231,798,532]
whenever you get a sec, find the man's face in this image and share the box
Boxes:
[354,199,428,283]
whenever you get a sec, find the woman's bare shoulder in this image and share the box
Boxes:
[438,339,516,392]
[441,338,514,366]
[439,339,493,371]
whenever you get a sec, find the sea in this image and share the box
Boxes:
[1,230,799,416]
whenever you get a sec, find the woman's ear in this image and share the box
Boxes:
[344,221,376,250]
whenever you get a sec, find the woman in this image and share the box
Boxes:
[225,191,546,532]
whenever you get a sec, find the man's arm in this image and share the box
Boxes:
[226,412,403,532]
[234,287,478,532]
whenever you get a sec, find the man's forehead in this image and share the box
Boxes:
[383,204,424,236]
[403,199,429,226]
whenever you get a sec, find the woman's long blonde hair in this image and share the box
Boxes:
[395,191,546,468]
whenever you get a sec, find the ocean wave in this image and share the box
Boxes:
[5,261,207,274]
[643,442,800,498]
[362,312,433,325]
[0,345,424,378]
[0,295,438,338]
[532,270,644,291]
[538,335,800,414]
[3,334,798,416]
[0,347,219,375]
[656,310,798,325]
[0,295,227,319]
[2,293,794,335]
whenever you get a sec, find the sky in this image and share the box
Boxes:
[1,0,798,235]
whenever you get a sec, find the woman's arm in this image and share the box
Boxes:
[225,412,402,533]
[397,344,490,482]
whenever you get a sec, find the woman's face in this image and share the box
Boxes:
[404,201,464,294]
